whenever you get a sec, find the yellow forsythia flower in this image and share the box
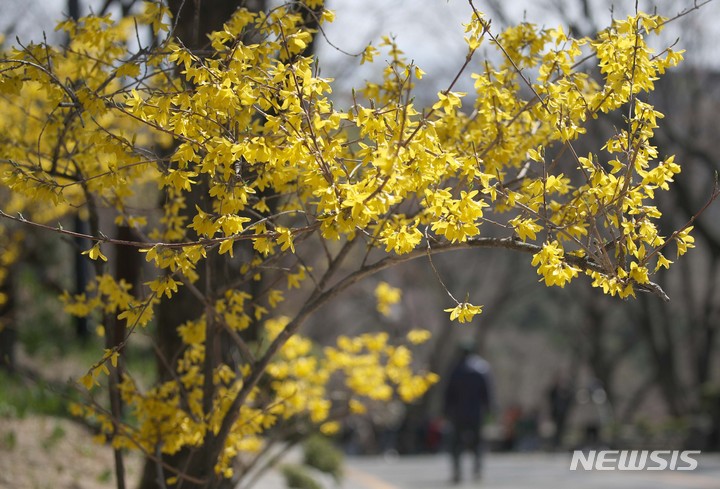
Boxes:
[82,243,107,262]
[406,329,432,345]
[444,302,483,323]
[375,282,401,316]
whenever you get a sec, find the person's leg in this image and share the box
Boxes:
[470,423,482,479]
[450,423,462,483]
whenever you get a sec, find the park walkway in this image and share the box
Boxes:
[251,452,720,489]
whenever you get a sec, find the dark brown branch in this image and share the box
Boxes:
[0,209,320,250]
[200,231,670,470]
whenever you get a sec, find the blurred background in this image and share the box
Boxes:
[0,0,719,487]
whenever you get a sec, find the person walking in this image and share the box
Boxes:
[443,342,494,484]
[547,373,573,450]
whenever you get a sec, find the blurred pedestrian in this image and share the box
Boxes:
[501,404,522,451]
[443,342,494,484]
[547,373,573,449]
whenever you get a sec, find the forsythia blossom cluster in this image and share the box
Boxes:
[0,2,695,482]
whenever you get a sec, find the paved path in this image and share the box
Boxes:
[344,453,720,489]
[251,452,720,489]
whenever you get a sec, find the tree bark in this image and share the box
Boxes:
[138,2,254,488]
[0,270,15,372]
[637,295,685,417]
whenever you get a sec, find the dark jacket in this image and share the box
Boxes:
[443,353,493,425]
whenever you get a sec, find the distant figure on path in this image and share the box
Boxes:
[547,373,573,449]
[443,342,494,484]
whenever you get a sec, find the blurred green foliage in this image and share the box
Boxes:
[0,371,70,418]
[281,464,323,489]
[303,434,344,482]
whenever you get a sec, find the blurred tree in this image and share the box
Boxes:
[507,0,720,445]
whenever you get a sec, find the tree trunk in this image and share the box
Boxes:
[0,270,15,372]
[138,2,255,488]
[136,1,333,485]
[638,296,685,416]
